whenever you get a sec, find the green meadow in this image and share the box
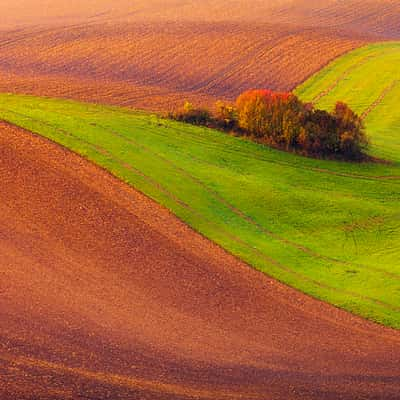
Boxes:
[296,42,400,163]
[0,89,399,327]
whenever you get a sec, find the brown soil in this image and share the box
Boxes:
[0,21,364,111]
[1,122,399,399]
[1,1,399,111]
[1,1,400,38]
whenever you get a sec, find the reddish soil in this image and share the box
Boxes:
[1,122,400,399]
[0,22,364,111]
[1,1,399,111]
[1,1,400,38]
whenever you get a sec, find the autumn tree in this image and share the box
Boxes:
[236,90,301,144]
[172,91,369,160]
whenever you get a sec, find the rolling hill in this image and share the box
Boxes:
[1,110,400,400]
[2,1,400,111]
[1,1,400,38]
[0,93,398,329]
[1,2,400,398]
[0,22,364,111]
[296,42,400,162]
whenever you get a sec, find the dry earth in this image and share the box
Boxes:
[1,2,400,398]
[3,1,400,110]
[1,1,400,38]
[1,121,400,400]
[0,21,364,111]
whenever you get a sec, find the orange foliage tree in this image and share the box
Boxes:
[173,90,368,160]
[235,90,368,159]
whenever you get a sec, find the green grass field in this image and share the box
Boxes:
[296,42,400,163]
[0,90,399,328]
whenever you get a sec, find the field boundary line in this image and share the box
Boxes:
[87,119,400,281]
[361,80,399,120]
[2,98,399,181]
[150,121,400,181]
[0,111,399,313]
[311,54,375,104]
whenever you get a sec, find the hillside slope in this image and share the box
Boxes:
[0,22,363,110]
[3,1,400,111]
[0,93,399,329]
[296,42,400,162]
[1,1,400,38]
[1,120,400,399]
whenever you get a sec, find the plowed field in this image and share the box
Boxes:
[1,120,400,400]
[0,22,364,110]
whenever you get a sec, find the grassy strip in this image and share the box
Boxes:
[296,42,400,163]
[0,93,399,328]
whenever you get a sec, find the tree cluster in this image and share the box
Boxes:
[236,90,368,159]
[170,90,369,160]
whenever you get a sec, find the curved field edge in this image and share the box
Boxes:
[0,94,399,329]
[295,41,400,163]
[0,21,364,111]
